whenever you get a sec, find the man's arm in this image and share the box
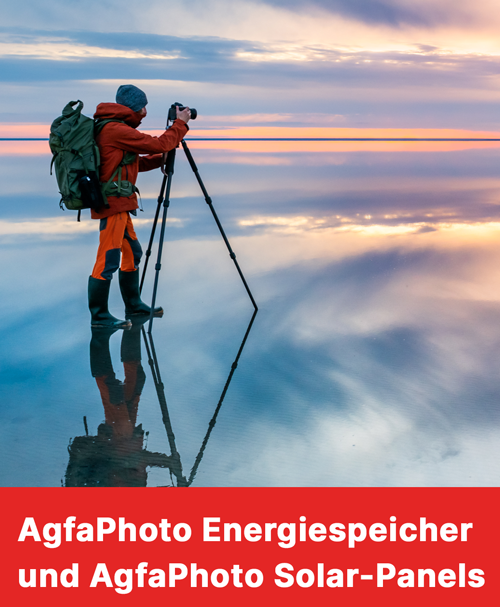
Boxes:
[138,154,164,172]
[103,119,189,155]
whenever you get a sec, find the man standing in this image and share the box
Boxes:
[89,84,191,328]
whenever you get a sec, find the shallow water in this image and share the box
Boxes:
[2,142,500,486]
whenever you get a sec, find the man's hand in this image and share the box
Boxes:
[176,106,191,123]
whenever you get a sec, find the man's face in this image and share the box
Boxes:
[138,107,147,117]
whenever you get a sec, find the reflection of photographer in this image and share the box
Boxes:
[65,324,176,487]
[88,85,192,329]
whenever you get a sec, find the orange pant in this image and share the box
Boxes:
[92,212,142,280]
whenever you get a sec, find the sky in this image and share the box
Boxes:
[1,0,500,130]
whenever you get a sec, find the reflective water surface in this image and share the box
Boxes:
[2,141,500,486]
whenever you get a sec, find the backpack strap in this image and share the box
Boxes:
[94,118,125,135]
[94,119,139,199]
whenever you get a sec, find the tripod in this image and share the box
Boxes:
[140,138,258,333]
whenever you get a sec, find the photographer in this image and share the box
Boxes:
[88,84,191,328]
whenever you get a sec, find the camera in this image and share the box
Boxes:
[168,102,197,121]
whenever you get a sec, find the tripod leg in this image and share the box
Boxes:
[148,148,176,333]
[140,172,168,294]
[181,140,258,311]
[142,327,187,485]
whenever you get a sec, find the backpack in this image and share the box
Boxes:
[49,100,137,220]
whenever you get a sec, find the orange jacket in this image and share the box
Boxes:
[92,103,189,219]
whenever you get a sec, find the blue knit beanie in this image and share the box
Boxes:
[116,85,148,112]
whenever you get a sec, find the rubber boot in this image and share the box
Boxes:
[90,326,118,378]
[119,269,164,319]
[121,316,146,364]
[88,276,132,329]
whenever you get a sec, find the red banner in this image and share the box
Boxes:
[1,488,497,606]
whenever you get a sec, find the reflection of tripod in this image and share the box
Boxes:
[140,138,258,334]
[142,329,188,487]
[142,307,257,486]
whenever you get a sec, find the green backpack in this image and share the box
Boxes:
[49,100,138,219]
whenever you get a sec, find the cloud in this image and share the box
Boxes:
[2,1,500,61]
[258,0,500,33]
[260,0,433,27]
[3,37,500,121]
[2,27,500,96]
[0,216,153,237]
[0,28,243,63]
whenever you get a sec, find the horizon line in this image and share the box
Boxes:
[3,138,500,142]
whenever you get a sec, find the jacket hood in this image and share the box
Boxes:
[94,103,143,128]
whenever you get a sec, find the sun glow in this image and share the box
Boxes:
[3,125,500,157]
